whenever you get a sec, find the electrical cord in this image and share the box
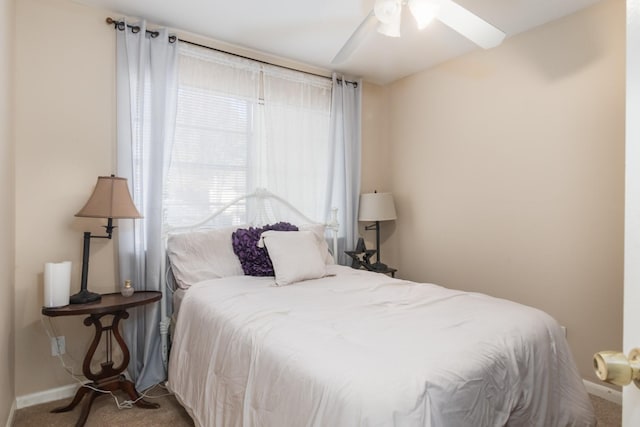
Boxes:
[40,314,173,410]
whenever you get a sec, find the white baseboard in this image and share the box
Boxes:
[11,379,621,414]
[5,400,15,427]
[583,379,622,405]
[15,383,79,410]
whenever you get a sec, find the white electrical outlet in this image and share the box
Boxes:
[51,336,65,356]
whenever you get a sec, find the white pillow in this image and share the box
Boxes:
[167,226,244,289]
[299,223,335,265]
[261,230,327,286]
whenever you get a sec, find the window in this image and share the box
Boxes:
[163,43,332,228]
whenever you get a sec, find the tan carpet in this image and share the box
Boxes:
[591,394,622,427]
[13,390,621,426]
[12,388,194,427]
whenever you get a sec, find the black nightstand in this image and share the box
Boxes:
[345,254,397,278]
[371,266,397,278]
[345,239,397,278]
[363,265,396,278]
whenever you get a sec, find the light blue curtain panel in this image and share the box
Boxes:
[115,19,178,391]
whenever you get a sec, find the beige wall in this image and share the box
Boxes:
[360,82,397,243]
[0,0,15,421]
[14,0,117,396]
[361,82,391,192]
[371,0,624,382]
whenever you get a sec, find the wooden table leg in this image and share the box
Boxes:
[75,390,101,427]
[50,385,92,413]
[51,386,106,427]
[121,377,160,409]
[50,310,159,426]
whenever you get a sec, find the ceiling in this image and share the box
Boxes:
[75,0,602,85]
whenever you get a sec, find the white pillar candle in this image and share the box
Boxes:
[44,261,72,308]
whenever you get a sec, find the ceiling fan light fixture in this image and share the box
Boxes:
[376,11,402,37]
[374,0,402,24]
[437,0,505,49]
[408,0,440,30]
[377,21,401,37]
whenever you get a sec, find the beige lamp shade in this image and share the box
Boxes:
[75,176,142,219]
[358,192,397,222]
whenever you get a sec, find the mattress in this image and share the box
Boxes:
[168,265,595,427]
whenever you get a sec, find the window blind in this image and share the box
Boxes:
[163,43,332,228]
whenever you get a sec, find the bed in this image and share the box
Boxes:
[163,189,596,427]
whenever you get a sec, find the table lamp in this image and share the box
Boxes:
[358,191,397,271]
[71,175,142,304]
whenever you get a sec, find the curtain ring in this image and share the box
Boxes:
[116,21,125,31]
[169,35,177,44]
[150,31,159,39]
[131,26,140,34]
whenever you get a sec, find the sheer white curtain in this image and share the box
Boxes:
[165,44,335,228]
[164,44,261,228]
[326,73,362,264]
[257,65,333,221]
[116,20,178,391]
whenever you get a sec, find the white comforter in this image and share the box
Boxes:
[168,265,595,427]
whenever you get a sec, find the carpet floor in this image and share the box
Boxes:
[13,390,621,426]
[12,388,194,427]
[591,394,622,427]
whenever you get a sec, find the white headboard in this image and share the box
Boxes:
[158,188,339,369]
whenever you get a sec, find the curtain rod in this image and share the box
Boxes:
[105,17,358,87]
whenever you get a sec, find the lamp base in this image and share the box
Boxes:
[69,289,102,305]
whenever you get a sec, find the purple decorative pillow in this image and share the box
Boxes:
[232,222,298,276]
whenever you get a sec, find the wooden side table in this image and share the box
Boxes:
[42,291,162,427]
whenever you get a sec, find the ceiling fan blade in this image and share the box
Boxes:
[436,0,505,49]
[332,10,378,64]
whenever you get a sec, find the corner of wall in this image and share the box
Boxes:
[4,401,15,427]
[1,0,16,424]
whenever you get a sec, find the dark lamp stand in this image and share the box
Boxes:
[69,218,115,304]
[71,175,141,305]
[359,191,397,273]
[365,220,389,271]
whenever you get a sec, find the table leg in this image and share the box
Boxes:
[51,385,106,427]
[121,377,160,409]
[50,385,91,413]
[76,389,100,427]
[50,310,159,426]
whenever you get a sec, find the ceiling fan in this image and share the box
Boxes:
[332,0,506,64]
